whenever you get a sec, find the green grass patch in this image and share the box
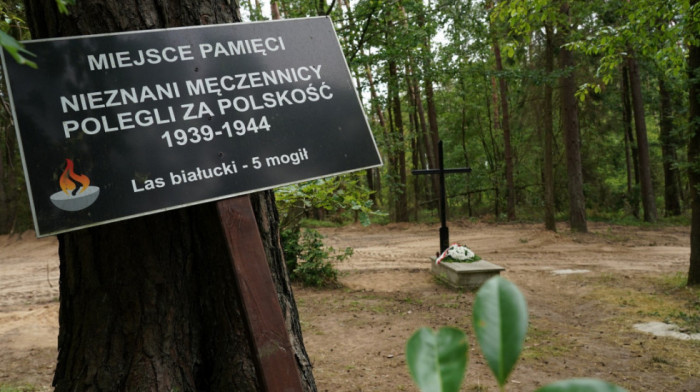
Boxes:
[589,272,700,334]
[0,385,39,392]
[521,325,571,360]
[400,296,423,305]
[587,210,691,227]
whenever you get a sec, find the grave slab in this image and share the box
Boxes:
[431,259,505,290]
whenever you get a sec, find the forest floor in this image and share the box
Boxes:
[1,221,699,391]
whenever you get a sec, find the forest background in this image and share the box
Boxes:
[1,0,699,281]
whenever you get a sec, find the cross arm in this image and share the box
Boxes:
[411,168,472,175]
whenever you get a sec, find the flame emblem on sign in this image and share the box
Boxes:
[50,159,100,211]
[59,158,90,195]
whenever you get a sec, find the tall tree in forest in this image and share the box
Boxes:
[659,76,682,216]
[399,2,439,205]
[23,0,316,390]
[558,1,588,232]
[688,0,700,286]
[626,50,658,222]
[490,0,558,227]
[565,0,687,222]
[543,24,556,231]
[621,64,641,218]
[489,5,516,221]
[364,62,385,204]
[417,5,440,176]
[388,52,409,222]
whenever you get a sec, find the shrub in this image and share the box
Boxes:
[282,228,352,287]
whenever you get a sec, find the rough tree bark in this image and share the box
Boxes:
[558,2,587,233]
[688,0,700,286]
[23,0,317,390]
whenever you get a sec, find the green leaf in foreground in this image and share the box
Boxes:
[406,327,468,392]
[472,276,528,387]
[0,31,36,69]
[535,378,629,392]
[56,0,76,14]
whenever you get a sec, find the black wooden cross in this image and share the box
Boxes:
[412,140,472,255]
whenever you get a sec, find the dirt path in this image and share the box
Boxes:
[1,221,698,391]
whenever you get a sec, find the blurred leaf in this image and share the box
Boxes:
[406,327,468,392]
[472,276,528,387]
[0,31,36,68]
[56,0,76,14]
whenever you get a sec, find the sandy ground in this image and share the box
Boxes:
[1,221,699,391]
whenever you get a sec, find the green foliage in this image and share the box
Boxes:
[1,0,696,234]
[283,228,352,287]
[0,0,33,233]
[281,226,303,273]
[54,0,75,14]
[406,277,626,392]
[472,276,528,387]
[665,310,700,333]
[275,174,382,229]
[0,0,74,68]
[0,1,32,67]
[441,255,481,263]
[0,31,34,68]
[275,174,377,286]
[406,327,468,392]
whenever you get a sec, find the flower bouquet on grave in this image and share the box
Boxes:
[435,243,481,264]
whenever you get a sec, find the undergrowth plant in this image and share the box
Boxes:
[276,174,379,287]
[406,276,627,392]
[282,227,352,287]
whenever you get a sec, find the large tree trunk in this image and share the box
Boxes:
[24,0,316,390]
[627,52,658,222]
[688,0,700,286]
[659,77,682,216]
[558,2,587,233]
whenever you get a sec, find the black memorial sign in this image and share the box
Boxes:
[2,17,382,237]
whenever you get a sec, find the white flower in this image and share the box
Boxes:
[436,243,476,264]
